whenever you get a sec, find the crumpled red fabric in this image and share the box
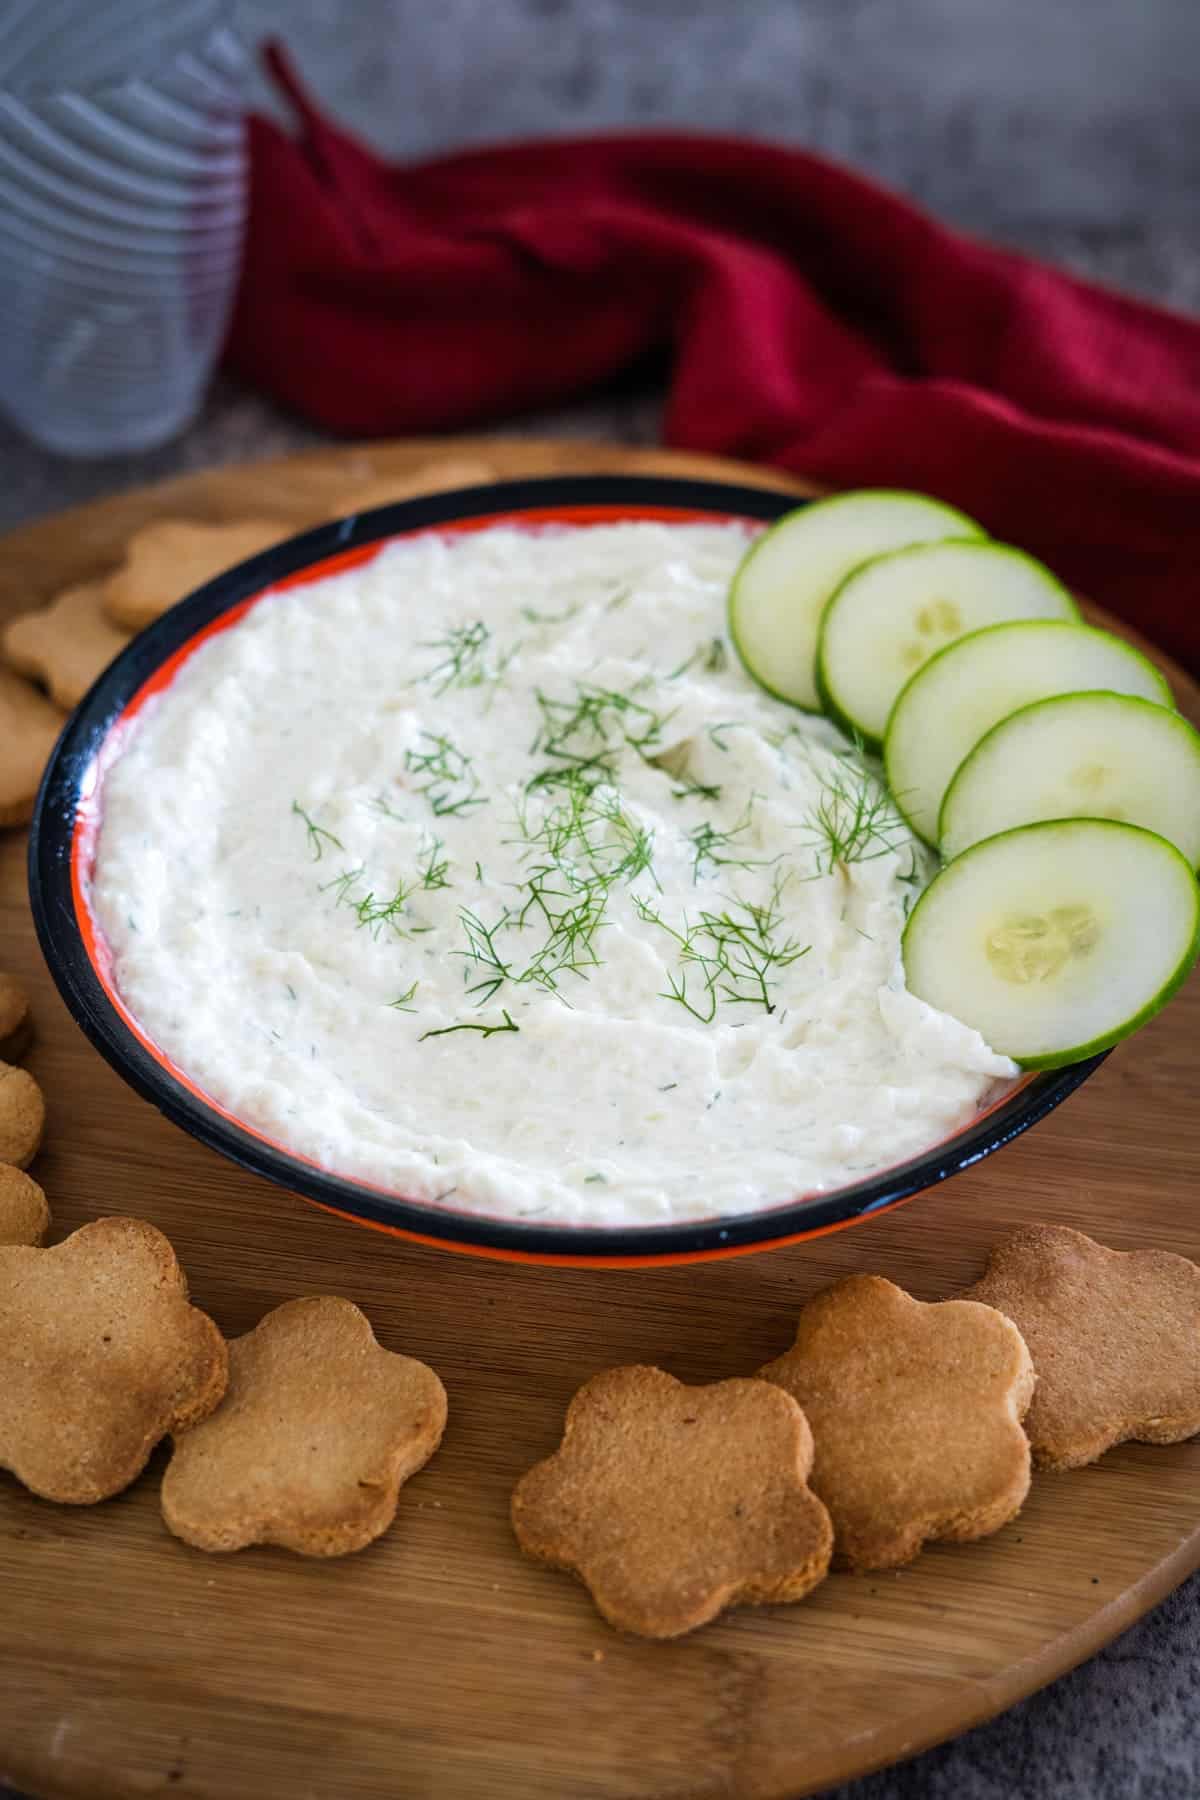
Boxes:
[226,45,1200,674]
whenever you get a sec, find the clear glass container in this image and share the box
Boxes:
[0,0,247,455]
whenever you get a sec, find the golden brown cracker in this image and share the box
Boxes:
[759,1274,1034,1571]
[0,1216,227,1503]
[0,1165,49,1247]
[963,1223,1200,1469]
[0,1061,44,1168]
[0,971,32,1065]
[0,667,64,828]
[102,518,291,632]
[511,1365,832,1638]
[161,1295,447,1556]
[4,579,133,712]
[327,457,498,519]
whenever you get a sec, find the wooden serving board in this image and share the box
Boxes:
[2,440,1198,1800]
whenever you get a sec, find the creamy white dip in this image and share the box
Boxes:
[90,521,1016,1227]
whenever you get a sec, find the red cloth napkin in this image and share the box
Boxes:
[228,46,1200,675]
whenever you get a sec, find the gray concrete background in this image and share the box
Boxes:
[2,4,1199,1796]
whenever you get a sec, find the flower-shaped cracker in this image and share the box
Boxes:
[0,971,33,1065]
[0,668,62,829]
[963,1223,1200,1470]
[102,517,289,631]
[326,456,498,520]
[0,1216,228,1503]
[759,1274,1034,1571]
[161,1296,448,1556]
[3,581,132,712]
[0,1059,44,1169]
[0,1165,49,1247]
[510,1365,833,1638]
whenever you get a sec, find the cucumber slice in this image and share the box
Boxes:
[885,621,1172,844]
[939,692,1200,866]
[902,819,1200,1068]
[817,542,1077,747]
[729,490,984,712]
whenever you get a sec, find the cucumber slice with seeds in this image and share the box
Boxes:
[939,692,1200,866]
[885,620,1172,844]
[817,542,1077,747]
[729,490,984,712]
[902,819,1200,1068]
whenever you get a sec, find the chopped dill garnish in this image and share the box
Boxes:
[706,720,741,752]
[527,681,676,793]
[368,793,405,822]
[417,834,451,891]
[800,754,911,875]
[420,1009,520,1042]
[658,1081,678,1092]
[666,647,702,681]
[321,864,366,903]
[635,872,809,1022]
[668,637,728,680]
[584,1173,608,1184]
[415,619,512,695]
[292,799,343,862]
[454,907,515,1004]
[323,865,415,939]
[687,801,773,884]
[474,860,484,883]
[404,731,488,817]
[521,600,580,626]
[446,777,659,1007]
[285,983,297,1001]
[510,780,657,990]
[352,881,417,939]
[388,981,420,1012]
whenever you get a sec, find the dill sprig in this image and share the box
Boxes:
[800,754,911,875]
[666,637,728,681]
[291,800,343,862]
[451,779,658,1007]
[321,863,417,939]
[454,907,515,1004]
[687,801,773,884]
[404,731,488,817]
[635,872,809,1022]
[528,680,676,793]
[321,864,366,903]
[420,1009,520,1042]
[415,619,512,695]
[417,834,451,891]
[353,881,416,939]
[388,981,420,1012]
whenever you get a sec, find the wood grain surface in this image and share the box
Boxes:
[1,439,1198,1800]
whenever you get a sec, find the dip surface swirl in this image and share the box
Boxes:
[90,521,1015,1225]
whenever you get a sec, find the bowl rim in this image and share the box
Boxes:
[28,472,1106,1266]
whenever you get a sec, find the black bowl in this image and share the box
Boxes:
[29,474,1105,1266]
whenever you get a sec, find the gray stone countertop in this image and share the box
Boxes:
[1,3,1198,1795]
